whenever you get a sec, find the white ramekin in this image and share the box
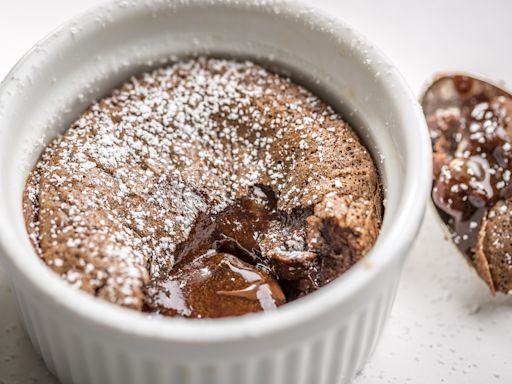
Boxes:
[0,1,431,383]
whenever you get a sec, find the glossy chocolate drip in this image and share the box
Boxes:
[148,251,285,318]
[146,185,311,317]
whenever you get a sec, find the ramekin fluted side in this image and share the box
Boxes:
[11,269,399,384]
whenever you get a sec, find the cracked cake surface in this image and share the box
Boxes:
[23,57,382,318]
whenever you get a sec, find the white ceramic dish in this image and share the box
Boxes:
[0,1,431,383]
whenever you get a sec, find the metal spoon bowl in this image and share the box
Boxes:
[420,73,511,117]
[420,73,512,295]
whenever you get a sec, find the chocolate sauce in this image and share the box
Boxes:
[423,75,512,262]
[148,251,285,318]
[146,185,309,318]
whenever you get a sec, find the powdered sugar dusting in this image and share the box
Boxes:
[24,57,380,310]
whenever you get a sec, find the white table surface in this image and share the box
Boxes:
[1,1,511,383]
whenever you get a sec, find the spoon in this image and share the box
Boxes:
[420,73,512,295]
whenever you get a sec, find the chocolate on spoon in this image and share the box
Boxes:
[421,74,512,294]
